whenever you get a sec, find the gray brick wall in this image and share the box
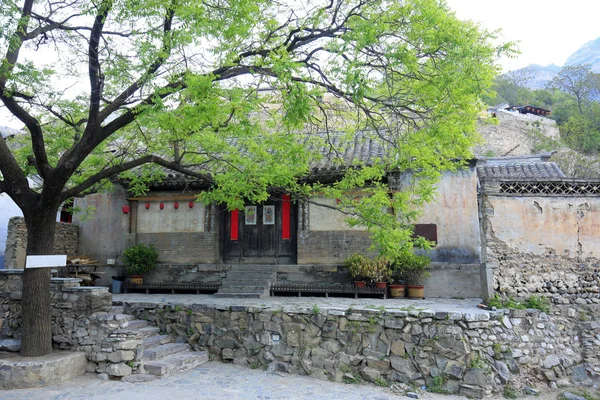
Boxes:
[136,231,220,264]
[297,230,374,264]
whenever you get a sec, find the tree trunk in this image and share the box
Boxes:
[20,208,58,357]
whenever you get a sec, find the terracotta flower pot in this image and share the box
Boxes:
[407,285,424,299]
[375,282,387,289]
[354,281,366,288]
[389,284,406,298]
[130,276,143,285]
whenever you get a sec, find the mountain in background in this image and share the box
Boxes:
[510,36,600,89]
[564,37,600,72]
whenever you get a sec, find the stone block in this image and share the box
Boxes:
[390,356,419,381]
[462,368,488,388]
[359,367,381,383]
[0,351,87,390]
[444,360,465,379]
[106,363,133,377]
[107,350,135,363]
[366,357,390,371]
[543,355,560,369]
[222,348,234,360]
[460,384,485,399]
[112,340,139,350]
[390,340,406,357]
[495,360,510,384]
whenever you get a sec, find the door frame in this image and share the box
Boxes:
[220,197,297,264]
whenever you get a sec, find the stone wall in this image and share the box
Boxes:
[124,301,598,396]
[480,189,600,305]
[0,270,146,379]
[4,217,79,269]
[475,110,560,157]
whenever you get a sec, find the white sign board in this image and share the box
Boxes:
[25,255,67,269]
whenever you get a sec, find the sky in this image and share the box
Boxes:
[445,0,600,72]
[2,1,600,129]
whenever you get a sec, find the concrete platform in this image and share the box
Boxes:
[112,293,492,318]
[0,350,87,389]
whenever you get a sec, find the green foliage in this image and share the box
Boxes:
[392,252,431,285]
[523,295,551,313]
[488,294,503,308]
[486,64,600,168]
[428,374,449,394]
[345,254,391,283]
[503,384,518,399]
[1,1,508,358]
[345,254,370,281]
[487,294,551,313]
[374,377,388,387]
[312,304,321,315]
[123,244,158,276]
[469,355,486,369]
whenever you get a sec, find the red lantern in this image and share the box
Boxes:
[145,202,150,209]
[189,201,194,208]
[122,204,130,214]
[174,202,179,209]
[160,202,164,210]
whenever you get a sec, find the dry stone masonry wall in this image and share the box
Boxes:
[0,270,147,379]
[4,217,79,269]
[123,301,598,397]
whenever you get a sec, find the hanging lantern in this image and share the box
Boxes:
[145,202,150,209]
[160,202,164,210]
[122,204,130,214]
[189,201,194,209]
[174,202,179,209]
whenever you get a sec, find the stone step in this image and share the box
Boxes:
[137,326,161,337]
[125,319,149,329]
[142,342,190,361]
[0,338,21,352]
[110,306,124,314]
[228,266,276,273]
[143,334,173,349]
[213,292,266,299]
[218,285,268,292]
[221,277,273,287]
[144,351,208,377]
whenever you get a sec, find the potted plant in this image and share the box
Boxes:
[345,254,369,287]
[395,252,431,299]
[388,259,407,298]
[123,243,158,285]
[368,256,391,289]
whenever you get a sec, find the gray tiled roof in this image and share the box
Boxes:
[309,131,388,174]
[477,162,566,179]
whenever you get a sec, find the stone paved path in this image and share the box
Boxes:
[0,361,423,400]
[1,360,563,400]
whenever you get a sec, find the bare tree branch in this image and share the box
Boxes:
[98,2,176,123]
[60,155,214,202]
[85,1,112,129]
[0,0,51,177]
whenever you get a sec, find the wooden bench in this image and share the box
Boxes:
[270,283,387,299]
[124,282,221,294]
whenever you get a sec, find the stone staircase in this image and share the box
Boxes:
[109,305,208,380]
[214,264,277,298]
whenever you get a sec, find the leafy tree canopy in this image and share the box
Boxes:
[0,0,505,356]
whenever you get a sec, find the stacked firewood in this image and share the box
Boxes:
[65,256,101,285]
